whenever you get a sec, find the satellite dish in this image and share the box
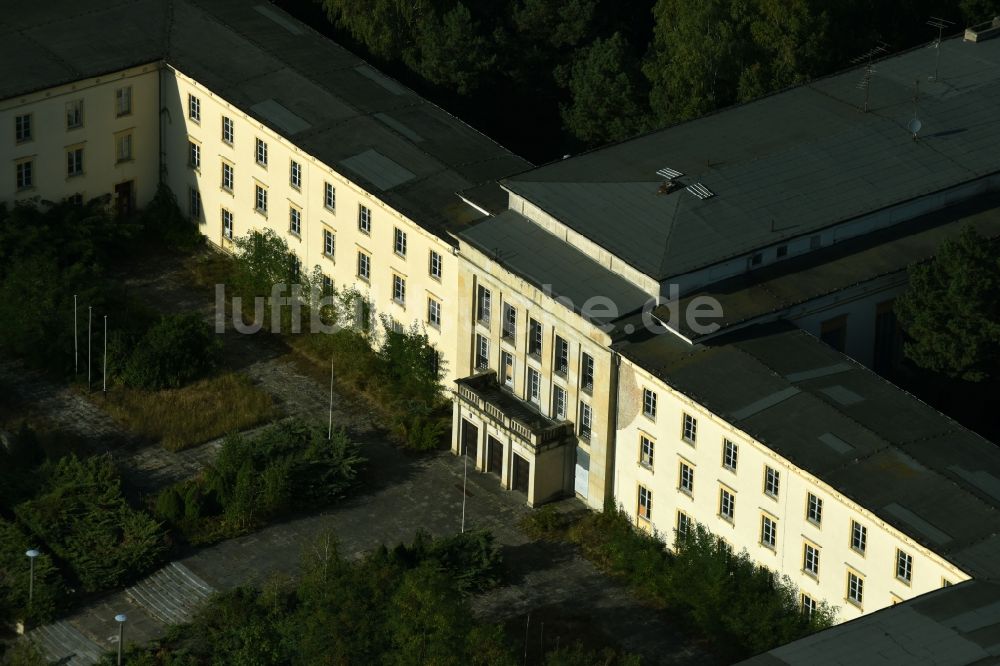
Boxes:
[908,117,922,139]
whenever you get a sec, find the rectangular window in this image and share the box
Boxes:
[291,255,301,278]
[429,250,442,279]
[851,520,867,555]
[552,385,566,419]
[764,466,780,498]
[760,515,777,549]
[394,227,407,257]
[115,86,132,116]
[640,435,654,469]
[188,94,200,122]
[392,274,406,305]
[807,493,823,525]
[638,485,652,521]
[188,141,200,169]
[723,439,738,471]
[579,402,592,440]
[803,543,820,576]
[896,549,913,584]
[255,138,268,166]
[255,184,267,215]
[676,511,691,540]
[15,160,33,190]
[116,132,133,162]
[324,182,336,210]
[847,571,864,607]
[68,193,83,206]
[290,160,301,189]
[474,334,490,370]
[358,204,371,234]
[801,594,816,618]
[679,461,694,494]
[222,208,233,240]
[322,229,335,257]
[719,487,735,522]
[428,298,442,329]
[189,187,202,220]
[682,413,697,444]
[528,318,543,356]
[500,350,514,387]
[554,336,569,374]
[289,208,301,236]
[643,388,657,419]
[222,116,234,144]
[476,285,492,325]
[67,148,84,177]
[527,367,541,403]
[66,100,84,129]
[501,302,516,339]
[15,114,31,142]
[581,352,594,392]
[222,162,234,192]
[357,251,370,280]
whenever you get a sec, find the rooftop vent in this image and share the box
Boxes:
[686,183,715,200]
[965,17,1000,42]
[656,180,681,196]
[656,167,683,179]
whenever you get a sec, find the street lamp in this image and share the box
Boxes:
[115,614,128,666]
[25,549,40,610]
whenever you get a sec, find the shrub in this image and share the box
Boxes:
[139,183,202,250]
[120,314,221,390]
[154,486,185,524]
[0,518,63,626]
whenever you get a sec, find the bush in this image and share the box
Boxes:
[154,486,185,524]
[0,519,64,626]
[382,530,504,593]
[120,314,221,390]
[139,183,202,250]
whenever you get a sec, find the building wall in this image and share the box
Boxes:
[160,67,461,382]
[1,64,160,208]
[614,357,970,623]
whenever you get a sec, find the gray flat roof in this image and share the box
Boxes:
[1,0,530,242]
[460,210,653,327]
[616,324,1000,580]
[738,580,1000,665]
[504,36,1000,280]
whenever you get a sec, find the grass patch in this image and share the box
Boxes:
[99,373,275,451]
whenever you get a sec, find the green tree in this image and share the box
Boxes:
[321,0,432,61]
[895,226,1000,382]
[408,4,497,94]
[120,314,221,389]
[512,0,598,48]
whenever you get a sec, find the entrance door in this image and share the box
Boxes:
[487,436,503,476]
[574,447,590,499]
[114,180,134,218]
[512,454,530,494]
[461,419,478,462]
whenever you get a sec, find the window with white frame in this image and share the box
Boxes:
[289,208,301,236]
[394,228,407,257]
[290,160,301,189]
[642,388,657,419]
[579,402,592,440]
[764,466,780,498]
[640,435,654,469]
[392,274,406,305]
[723,439,738,471]
[222,208,233,240]
[555,336,569,374]
[255,138,268,166]
[222,116,234,144]
[760,515,777,549]
[188,94,200,122]
[116,132,133,162]
[801,594,817,618]
[189,187,202,220]
[526,367,540,403]
[222,162,234,192]
[719,487,735,521]
[324,182,336,210]
[552,385,566,419]
[676,511,691,540]
[115,86,132,116]
[679,461,694,494]
[323,229,335,257]
[67,148,84,177]
[803,543,820,576]
[896,549,912,584]
[14,114,31,143]
[428,297,442,329]
[476,334,490,370]
[807,493,823,525]
[255,184,267,214]
[476,285,491,324]
[682,413,697,444]
[847,571,864,606]
[500,350,514,387]
[581,352,594,391]
[850,520,867,555]
[501,302,516,339]
[638,485,652,521]
[188,141,200,169]
[66,100,84,129]
[15,160,33,190]
[291,255,301,278]
[358,204,371,234]
[429,250,442,279]
[528,318,542,356]
[357,251,370,280]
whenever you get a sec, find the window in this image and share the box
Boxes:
[682,413,697,444]
[760,515,777,549]
[777,244,788,259]
[820,315,847,353]
[255,138,268,166]
[764,466,780,498]
[579,402,592,440]
[847,571,864,607]
[638,485,652,521]
[502,303,516,339]
[527,367,541,403]
[222,162,234,192]
[528,319,542,356]
[807,493,823,525]
[428,298,442,329]
[679,461,694,494]
[581,352,594,392]
[676,511,691,540]
[555,336,569,374]
[68,193,83,206]
[640,436,654,469]
[222,209,233,240]
[429,250,442,279]
[358,204,371,234]
[500,350,514,387]
[801,594,817,618]
[289,160,301,189]
[324,182,336,210]
[66,101,84,129]
[116,132,133,162]
[751,252,763,266]
[476,285,492,324]
[222,116,234,144]
[15,160,32,190]
[850,520,867,555]
[723,439,738,471]
[803,543,820,576]
[189,187,202,220]
[188,141,200,169]
[719,487,735,522]
[394,228,407,257]
[188,94,200,122]
[392,274,406,305]
[357,251,370,280]
[643,388,657,419]
[67,148,84,177]
[15,114,31,143]
[896,549,913,584]
[552,385,566,419]
[810,234,822,250]
[289,208,301,236]
[323,229,335,257]
[255,184,267,215]
[291,255,301,279]
[115,86,132,116]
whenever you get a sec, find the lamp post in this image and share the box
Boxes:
[115,614,128,666]
[25,549,40,610]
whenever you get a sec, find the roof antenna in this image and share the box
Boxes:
[926,17,955,81]
[852,42,889,112]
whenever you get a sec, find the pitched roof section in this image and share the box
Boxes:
[503,36,1000,281]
